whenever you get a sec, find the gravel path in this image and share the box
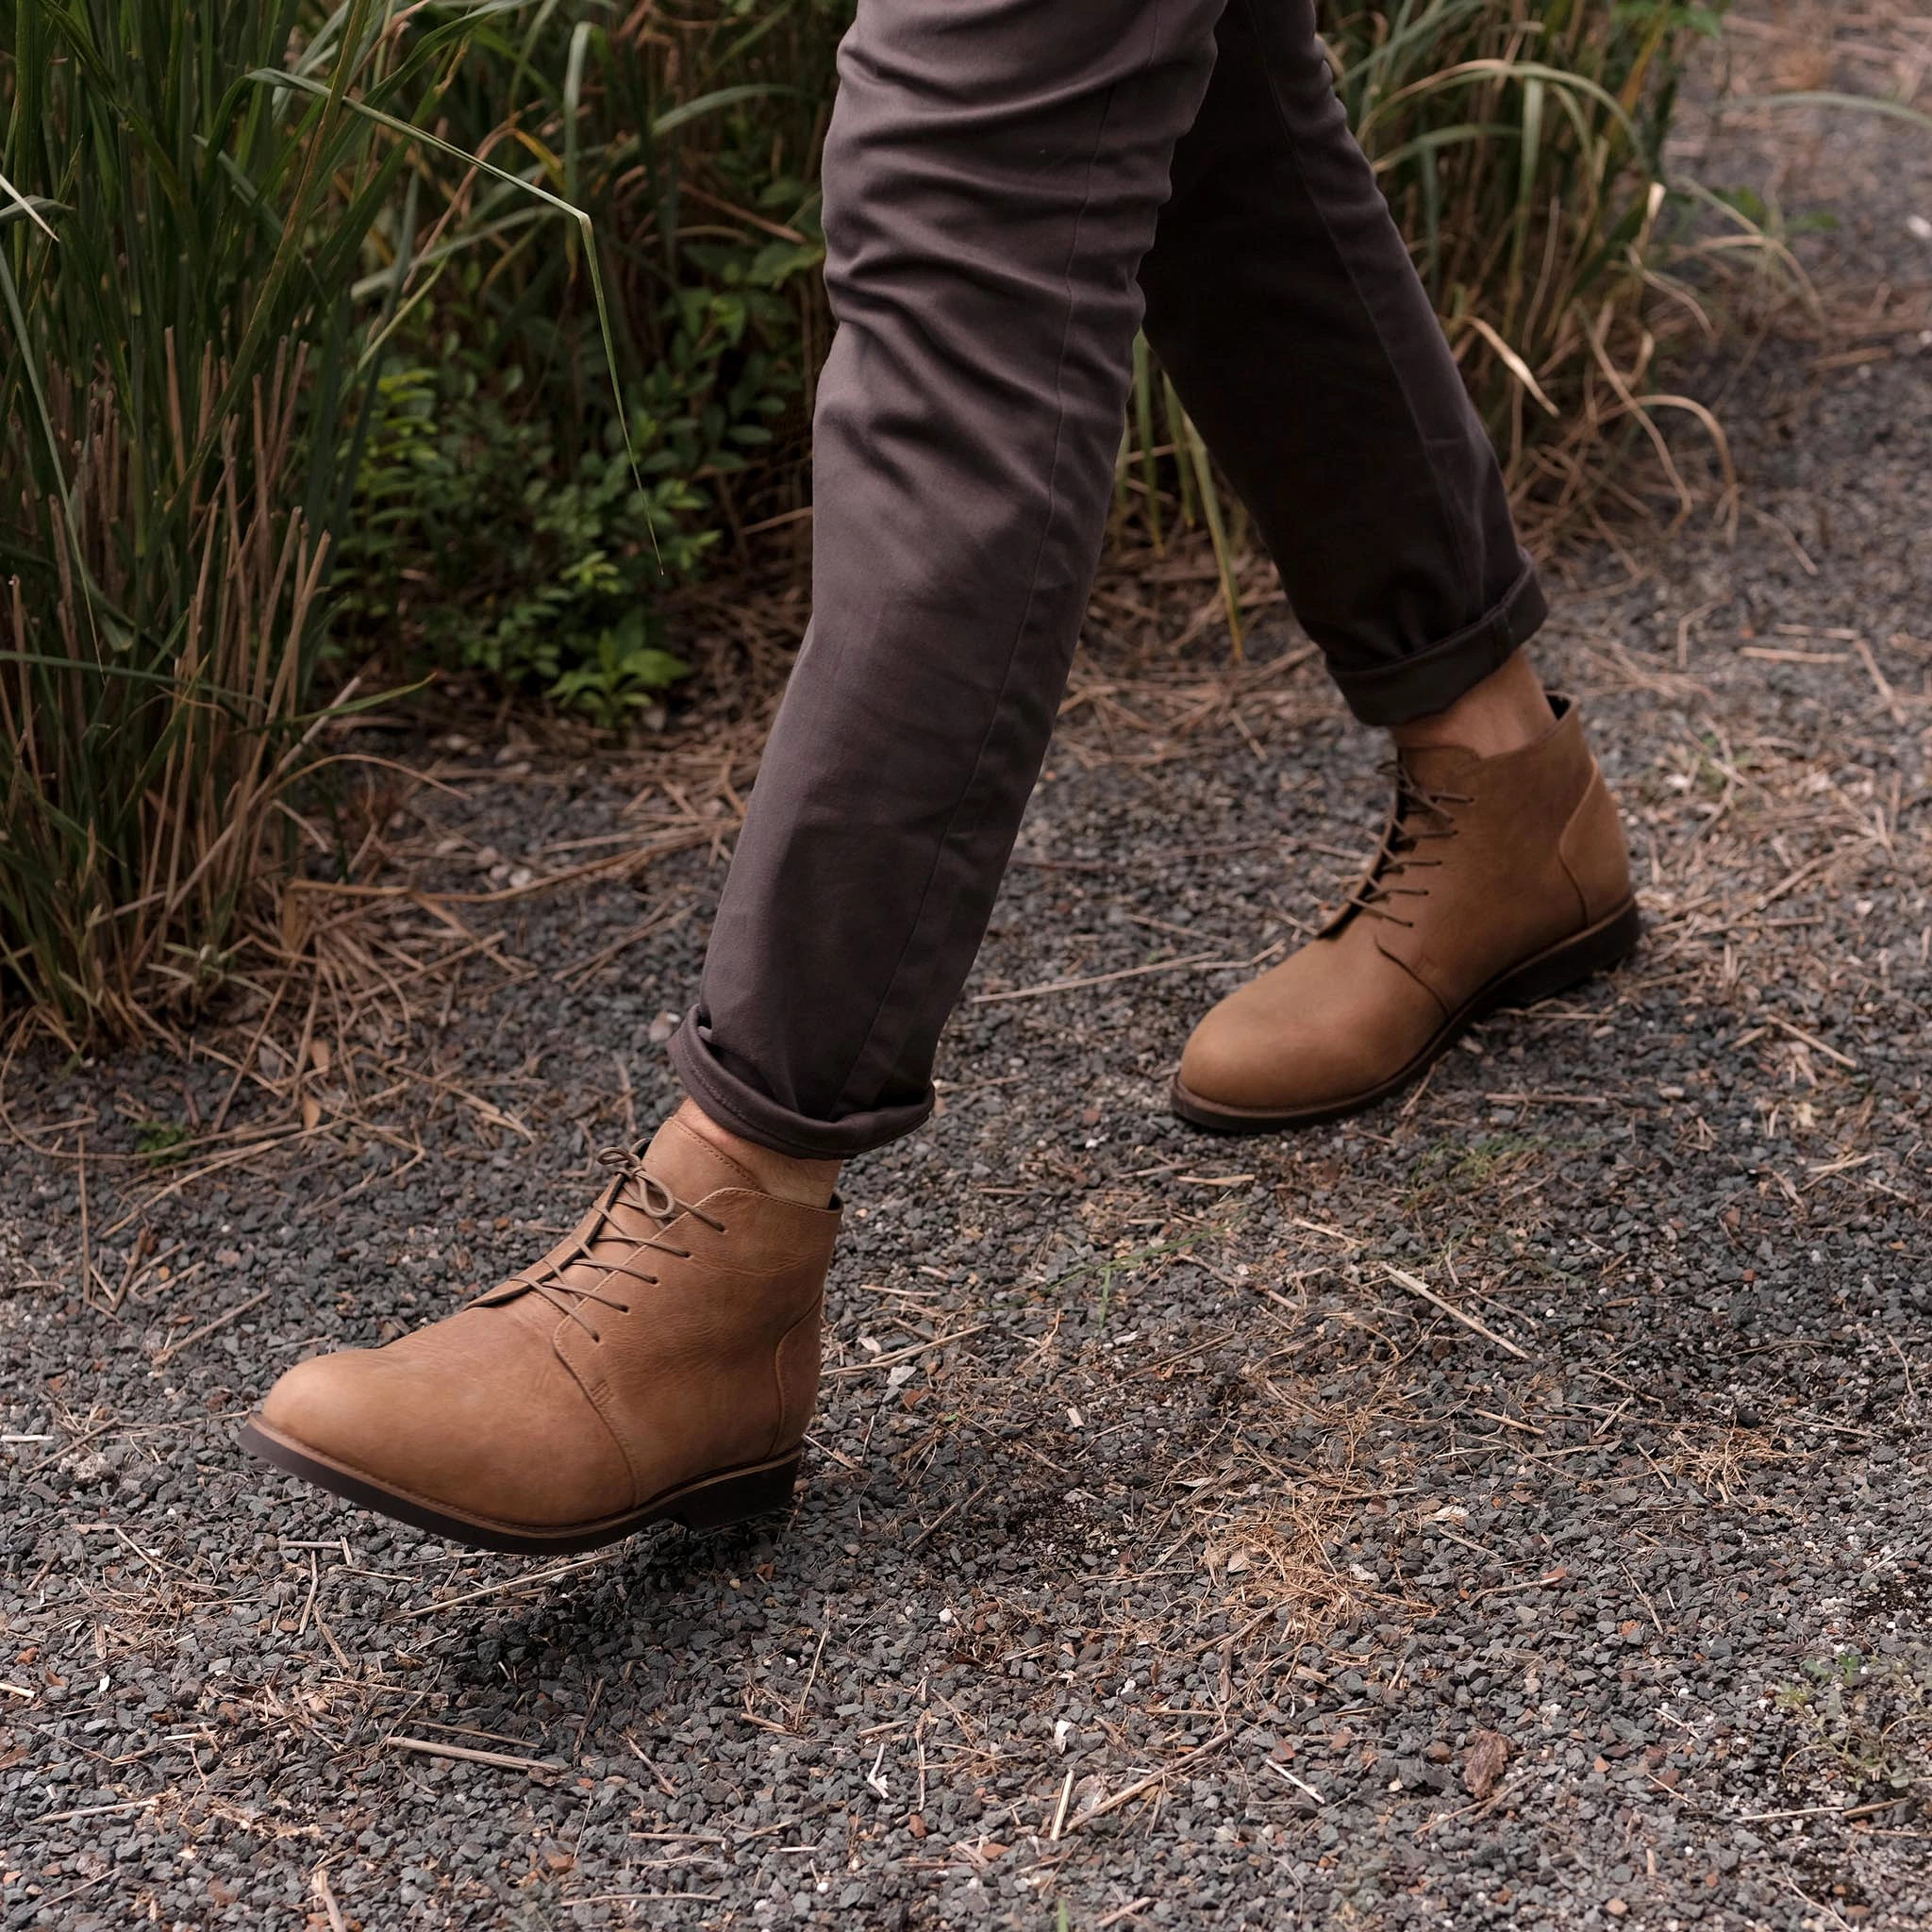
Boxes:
[6,15,1932,1930]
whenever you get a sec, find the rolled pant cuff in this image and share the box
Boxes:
[1330,560,1548,728]
[670,1010,936,1161]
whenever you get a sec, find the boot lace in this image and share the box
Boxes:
[482,1146,724,1342]
[1343,762,1472,929]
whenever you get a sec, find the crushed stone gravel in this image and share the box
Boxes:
[5,21,1931,1931]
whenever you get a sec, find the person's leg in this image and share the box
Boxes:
[1139,0,1542,729]
[671,0,1225,1165]
[1149,0,1637,1129]
[242,0,1231,1549]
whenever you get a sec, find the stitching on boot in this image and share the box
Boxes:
[768,1294,825,1465]
[552,1329,656,1510]
[1556,772,1612,927]
[1374,933,1454,1020]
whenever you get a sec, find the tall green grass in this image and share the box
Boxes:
[0,0,540,1041]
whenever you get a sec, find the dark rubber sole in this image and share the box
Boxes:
[1171,897,1642,1136]
[238,1417,801,1556]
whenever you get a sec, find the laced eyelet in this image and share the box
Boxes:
[502,1153,708,1341]
[1345,766,1468,925]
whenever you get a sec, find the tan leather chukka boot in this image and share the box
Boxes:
[240,1117,839,1553]
[1173,696,1637,1131]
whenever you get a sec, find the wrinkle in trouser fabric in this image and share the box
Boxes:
[672,0,1545,1160]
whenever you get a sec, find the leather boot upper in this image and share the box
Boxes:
[258,1118,840,1533]
[1178,697,1631,1116]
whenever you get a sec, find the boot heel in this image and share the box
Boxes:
[669,1457,801,1532]
[1498,900,1642,1009]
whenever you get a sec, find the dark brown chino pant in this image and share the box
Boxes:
[672,0,1545,1159]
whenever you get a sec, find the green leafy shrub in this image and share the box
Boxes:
[330,264,812,704]
[326,0,844,708]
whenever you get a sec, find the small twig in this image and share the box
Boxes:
[575,1675,606,1760]
[76,1133,97,1307]
[1888,1333,1919,1410]
[310,1599,353,1674]
[388,1735,563,1774]
[397,1547,621,1617]
[1740,500,1819,576]
[1062,1725,1242,1832]
[312,1866,348,1932]
[1762,1012,1858,1070]
[794,1625,833,1726]
[613,1054,638,1142]
[1384,1267,1533,1362]
[99,1125,328,1241]
[908,1476,997,1553]
[1737,1792,1920,1824]
[1477,1089,1611,1108]
[1048,1767,1076,1842]
[32,1796,159,1825]
[1262,1757,1326,1806]
[151,1289,271,1366]
[1470,1407,1543,1437]
[34,1875,108,1910]
[109,1226,156,1312]
[297,1550,318,1640]
[968,953,1220,1006]
[1854,636,1907,727]
[210,974,289,1137]
[1621,1561,1667,1638]
[824,1324,990,1378]
[1417,1767,1537,1834]
[560,1893,724,1907]
[625,1735,680,1797]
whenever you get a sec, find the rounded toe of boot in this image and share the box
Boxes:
[1174,943,1443,1128]
[248,1324,633,1539]
[1176,991,1360,1123]
[253,1346,474,1515]
[1175,992,1268,1113]
[258,1348,383,1465]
